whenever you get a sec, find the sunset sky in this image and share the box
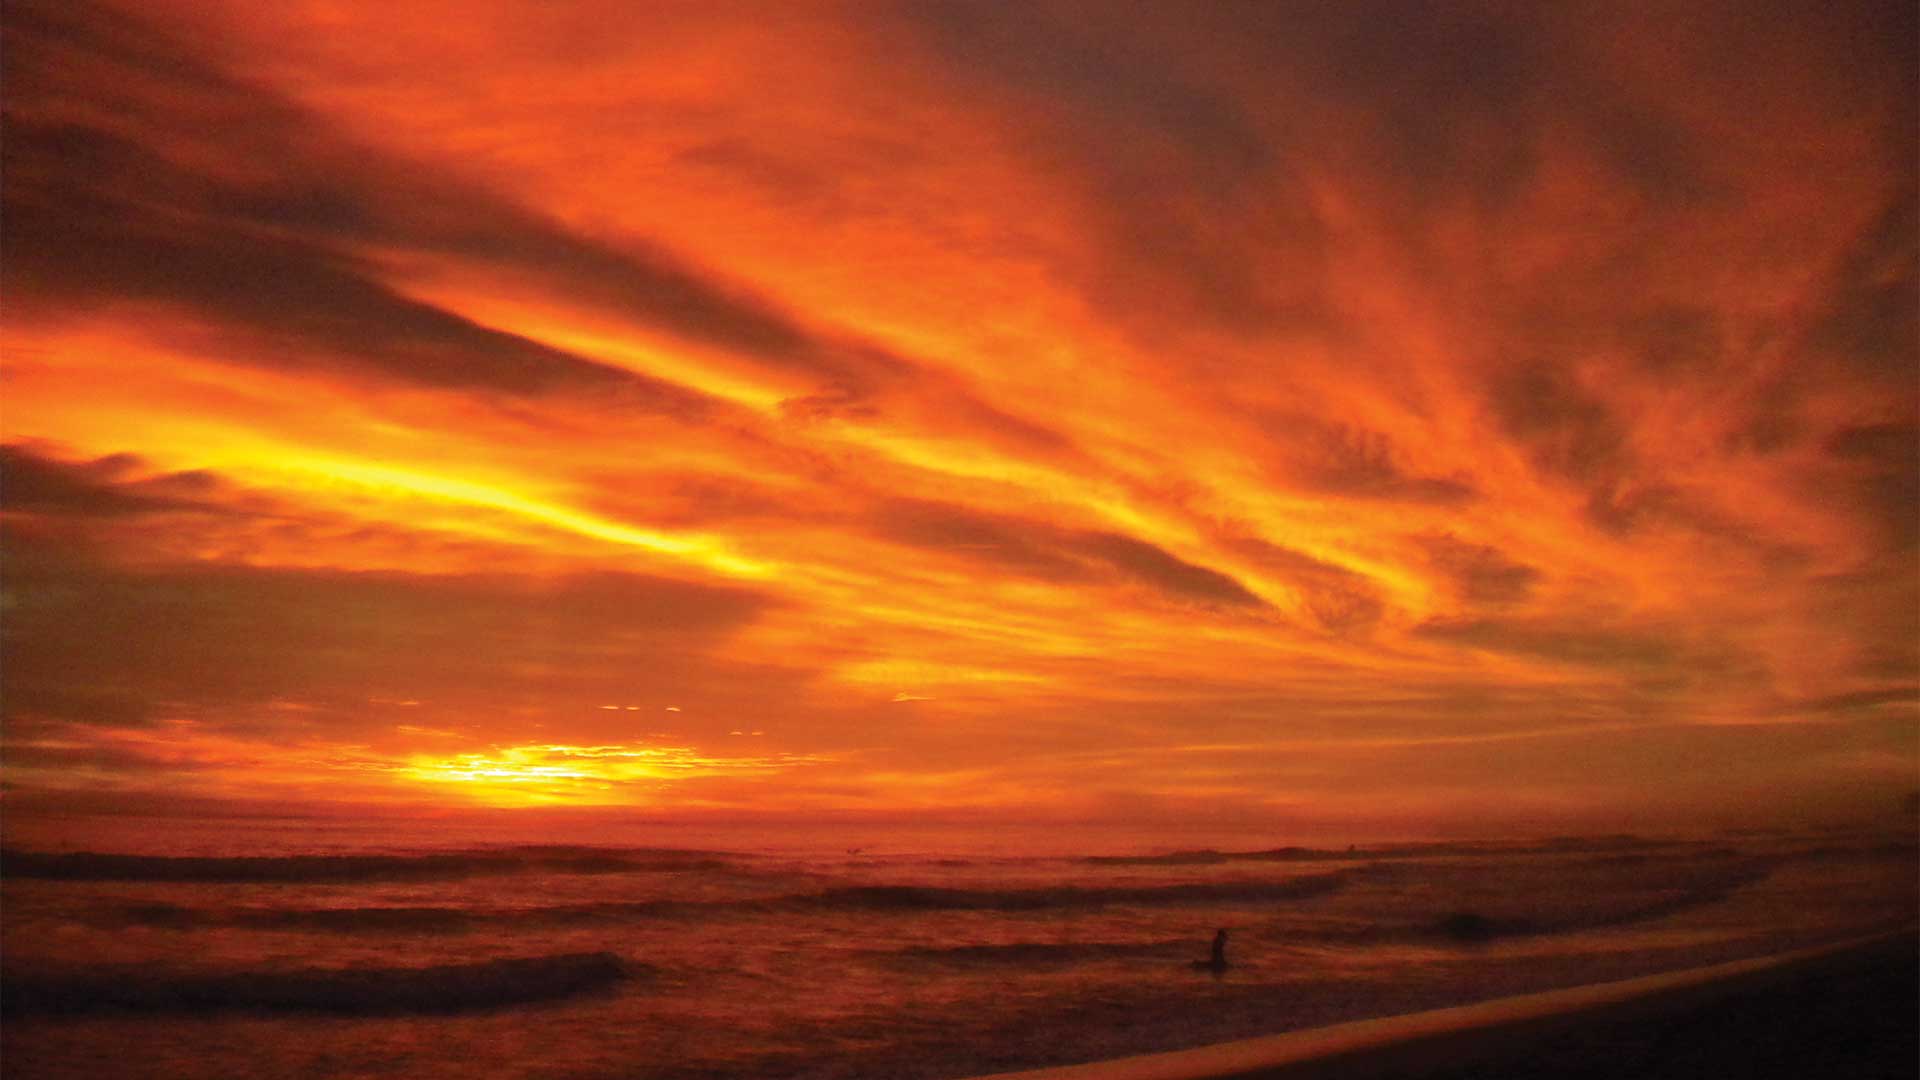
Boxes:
[3,0,1915,834]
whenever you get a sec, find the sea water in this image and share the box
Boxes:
[3,818,1914,1079]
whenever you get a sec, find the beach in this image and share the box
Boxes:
[1413,931,1918,1080]
[965,930,1919,1080]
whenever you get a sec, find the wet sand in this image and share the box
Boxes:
[964,930,1918,1080]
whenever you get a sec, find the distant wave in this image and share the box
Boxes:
[1082,845,1336,860]
[782,872,1348,912]
[1083,836,1699,867]
[1587,848,1744,866]
[1,952,636,1017]
[1775,840,1920,862]
[99,872,1352,935]
[0,846,738,883]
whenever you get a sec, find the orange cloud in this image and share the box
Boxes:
[2,0,1914,832]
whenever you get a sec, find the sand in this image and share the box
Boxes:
[962,930,1918,1080]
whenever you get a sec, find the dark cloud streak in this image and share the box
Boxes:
[869,498,1267,609]
[1418,534,1540,608]
[3,0,1085,454]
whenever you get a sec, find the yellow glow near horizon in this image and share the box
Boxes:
[397,743,828,806]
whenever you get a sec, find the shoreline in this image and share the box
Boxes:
[962,929,1919,1080]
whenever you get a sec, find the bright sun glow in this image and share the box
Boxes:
[396,744,828,806]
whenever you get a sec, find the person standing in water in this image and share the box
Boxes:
[1192,928,1229,975]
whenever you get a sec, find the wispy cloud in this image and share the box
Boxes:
[2,0,1912,828]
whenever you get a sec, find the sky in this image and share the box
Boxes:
[2,0,1915,836]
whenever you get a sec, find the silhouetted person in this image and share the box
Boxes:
[1192,928,1229,976]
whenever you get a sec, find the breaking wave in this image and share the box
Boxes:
[1300,856,1780,944]
[104,900,703,932]
[890,940,1193,969]
[1,952,636,1017]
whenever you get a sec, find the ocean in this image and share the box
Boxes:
[3,819,1914,1079]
